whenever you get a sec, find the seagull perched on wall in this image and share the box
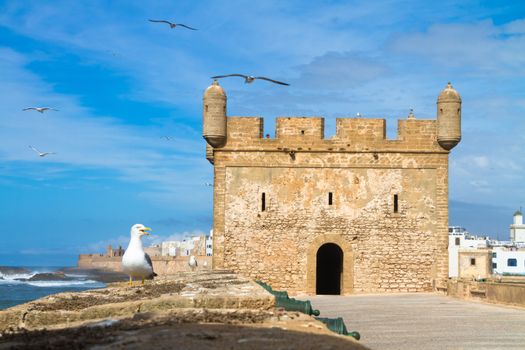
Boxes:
[122,224,157,285]
[148,19,198,30]
[29,145,56,157]
[211,74,290,86]
[23,107,58,113]
[188,255,198,271]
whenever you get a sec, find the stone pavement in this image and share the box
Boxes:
[310,293,525,350]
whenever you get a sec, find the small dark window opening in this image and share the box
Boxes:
[261,192,266,212]
[508,258,517,267]
[205,105,209,112]
[492,263,497,269]
[470,258,476,266]
[393,194,399,213]
[301,130,305,135]
[455,237,460,246]
[328,192,333,205]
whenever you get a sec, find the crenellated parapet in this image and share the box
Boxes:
[202,82,461,157]
[208,116,440,154]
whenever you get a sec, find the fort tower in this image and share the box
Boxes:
[203,82,461,295]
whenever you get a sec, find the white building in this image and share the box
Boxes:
[448,226,489,277]
[160,232,213,257]
[491,247,525,275]
[206,230,213,256]
[510,210,525,243]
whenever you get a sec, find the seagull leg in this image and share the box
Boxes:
[129,276,133,286]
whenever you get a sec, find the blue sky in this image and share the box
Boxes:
[0,0,524,266]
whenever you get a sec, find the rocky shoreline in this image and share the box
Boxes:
[0,271,367,349]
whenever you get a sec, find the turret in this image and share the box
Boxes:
[437,82,462,150]
[514,210,523,225]
[203,80,227,148]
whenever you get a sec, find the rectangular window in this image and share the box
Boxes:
[470,258,476,266]
[508,258,517,267]
[394,194,399,213]
[492,252,497,258]
[328,192,333,205]
[261,192,266,212]
[492,263,497,269]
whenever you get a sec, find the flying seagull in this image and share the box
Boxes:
[204,182,213,187]
[29,145,56,157]
[211,74,290,86]
[23,107,58,113]
[160,136,174,141]
[148,19,198,30]
[122,224,157,286]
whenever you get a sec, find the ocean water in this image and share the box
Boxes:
[0,267,106,310]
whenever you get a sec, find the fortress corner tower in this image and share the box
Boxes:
[203,81,461,295]
[437,82,462,150]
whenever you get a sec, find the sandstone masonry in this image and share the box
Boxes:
[202,81,462,295]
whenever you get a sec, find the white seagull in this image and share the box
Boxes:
[29,145,56,157]
[204,182,213,187]
[211,74,290,86]
[122,224,157,285]
[23,107,58,113]
[148,19,198,30]
[188,255,198,271]
[160,136,174,141]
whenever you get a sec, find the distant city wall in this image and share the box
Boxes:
[447,278,525,308]
[77,254,212,275]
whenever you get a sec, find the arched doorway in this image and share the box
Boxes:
[316,243,343,295]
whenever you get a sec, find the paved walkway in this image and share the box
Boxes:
[309,293,525,350]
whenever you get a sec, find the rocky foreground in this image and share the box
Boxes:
[0,270,367,349]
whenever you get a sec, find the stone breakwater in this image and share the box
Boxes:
[0,270,367,350]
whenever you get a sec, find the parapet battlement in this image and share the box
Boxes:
[223,116,440,152]
[203,81,461,158]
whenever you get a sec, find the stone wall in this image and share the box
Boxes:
[448,278,525,308]
[210,116,450,295]
[77,254,212,275]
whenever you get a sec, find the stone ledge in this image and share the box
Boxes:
[0,270,367,349]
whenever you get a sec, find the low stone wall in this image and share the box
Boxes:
[77,254,213,275]
[447,278,525,307]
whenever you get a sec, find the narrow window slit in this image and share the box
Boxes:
[328,192,333,206]
[393,194,398,213]
[261,192,266,212]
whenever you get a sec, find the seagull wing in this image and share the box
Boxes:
[149,19,173,25]
[211,74,248,79]
[23,108,36,111]
[176,23,198,30]
[144,252,157,277]
[29,145,40,154]
[255,77,290,86]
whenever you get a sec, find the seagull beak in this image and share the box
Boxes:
[142,227,152,235]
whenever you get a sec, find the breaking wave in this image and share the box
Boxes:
[0,269,104,288]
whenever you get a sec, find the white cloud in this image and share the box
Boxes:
[389,20,525,76]
[0,47,211,207]
[471,156,490,169]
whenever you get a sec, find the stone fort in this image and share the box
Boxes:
[202,81,461,295]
